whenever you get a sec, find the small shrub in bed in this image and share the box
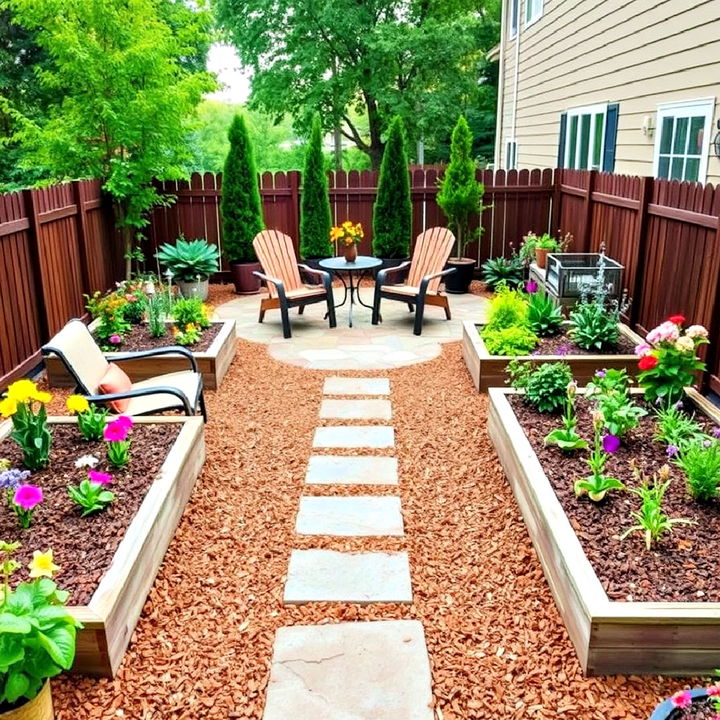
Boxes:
[653,404,705,449]
[481,255,524,291]
[482,325,538,356]
[482,284,530,332]
[508,360,572,414]
[585,369,646,440]
[527,289,563,337]
[675,437,720,502]
[172,297,212,330]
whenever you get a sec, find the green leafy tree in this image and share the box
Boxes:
[436,115,484,259]
[220,114,264,264]
[300,114,332,259]
[373,116,411,259]
[215,0,500,169]
[5,0,214,278]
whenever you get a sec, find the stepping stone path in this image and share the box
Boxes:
[263,376,432,718]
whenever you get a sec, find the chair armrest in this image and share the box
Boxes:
[84,386,193,415]
[298,264,332,283]
[376,261,412,286]
[253,271,287,302]
[110,346,198,372]
[419,266,457,295]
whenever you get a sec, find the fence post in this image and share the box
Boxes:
[21,189,50,342]
[289,170,300,254]
[551,168,562,233]
[581,170,597,250]
[703,216,720,391]
[72,181,92,297]
[629,176,653,327]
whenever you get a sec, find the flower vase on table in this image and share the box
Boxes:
[344,244,358,263]
[331,221,364,265]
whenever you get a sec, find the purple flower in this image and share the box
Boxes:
[666,445,679,458]
[0,468,31,491]
[525,280,538,294]
[595,370,606,378]
[704,439,712,448]
[713,427,720,439]
[674,401,684,410]
[109,334,122,345]
[556,344,570,357]
[602,434,621,453]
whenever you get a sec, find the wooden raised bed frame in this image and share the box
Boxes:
[462,321,644,392]
[488,386,720,676]
[0,415,206,677]
[45,319,236,390]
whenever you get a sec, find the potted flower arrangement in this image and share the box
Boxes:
[648,686,720,719]
[331,221,364,263]
[0,541,81,720]
[155,236,220,301]
[520,231,571,269]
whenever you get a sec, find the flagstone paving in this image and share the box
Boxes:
[323,376,391,395]
[304,455,399,485]
[313,425,395,449]
[319,398,392,420]
[262,620,433,720]
[283,549,412,604]
[295,496,404,536]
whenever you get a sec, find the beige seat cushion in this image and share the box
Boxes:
[44,320,109,393]
[380,284,439,297]
[121,371,202,416]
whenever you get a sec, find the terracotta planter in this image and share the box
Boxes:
[0,680,54,720]
[444,257,475,294]
[535,248,549,269]
[343,244,358,263]
[230,262,262,294]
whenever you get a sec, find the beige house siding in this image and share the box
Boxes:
[496,0,720,185]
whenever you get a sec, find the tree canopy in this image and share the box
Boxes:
[215,0,500,168]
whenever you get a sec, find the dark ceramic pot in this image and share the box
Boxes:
[230,262,262,294]
[444,257,475,294]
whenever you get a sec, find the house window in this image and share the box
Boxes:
[509,0,519,37]
[505,140,517,169]
[563,104,607,170]
[654,98,715,183]
[525,0,542,25]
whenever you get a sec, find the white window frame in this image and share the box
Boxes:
[505,139,517,169]
[509,0,519,38]
[525,0,543,27]
[563,103,608,171]
[652,97,715,184]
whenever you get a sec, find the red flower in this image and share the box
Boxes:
[668,314,685,325]
[638,354,658,371]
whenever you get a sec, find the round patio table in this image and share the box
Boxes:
[319,255,382,328]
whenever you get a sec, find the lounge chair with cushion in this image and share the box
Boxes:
[41,319,207,421]
[371,226,457,335]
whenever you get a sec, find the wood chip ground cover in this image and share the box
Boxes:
[43,300,692,718]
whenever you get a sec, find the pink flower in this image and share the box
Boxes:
[525,280,538,294]
[109,334,122,345]
[634,342,652,357]
[88,470,113,485]
[706,684,720,697]
[670,690,692,709]
[115,415,134,429]
[104,420,129,442]
[602,435,620,453]
[13,484,43,510]
[646,321,680,346]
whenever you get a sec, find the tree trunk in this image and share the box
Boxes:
[365,94,384,171]
[113,200,133,280]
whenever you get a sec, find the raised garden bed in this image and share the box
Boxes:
[45,319,236,390]
[0,415,205,677]
[462,320,644,391]
[488,386,720,675]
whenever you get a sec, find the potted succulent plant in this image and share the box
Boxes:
[0,542,81,720]
[155,236,220,301]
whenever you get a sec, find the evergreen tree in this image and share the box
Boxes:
[221,114,264,263]
[372,116,411,259]
[436,115,484,259]
[300,114,332,259]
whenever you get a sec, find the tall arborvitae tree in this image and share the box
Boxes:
[372,116,411,259]
[220,114,264,263]
[300,114,332,259]
[436,115,483,259]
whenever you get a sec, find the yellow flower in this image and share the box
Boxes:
[342,220,353,229]
[66,395,89,415]
[6,379,37,404]
[30,389,52,405]
[28,550,60,579]
[330,227,342,241]
[0,397,18,417]
[185,323,195,332]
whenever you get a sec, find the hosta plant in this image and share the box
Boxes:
[0,380,52,471]
[574,412,624,502]
[527,289,563,337]
[481,255,524,291]
[156,236,220,282]
[544,381,588,451]
[0,542,81,707]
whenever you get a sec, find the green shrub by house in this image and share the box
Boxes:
[220,114,264,263]
[300,114,332,259]
[372,116,412,259]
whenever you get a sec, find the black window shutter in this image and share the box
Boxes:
[602,103,620,172]
[557,113,568,167]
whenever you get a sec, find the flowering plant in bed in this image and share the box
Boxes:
[68,470,115,517]
[104,416,133,468]
[66,395,108,441]
[0,380,52,471]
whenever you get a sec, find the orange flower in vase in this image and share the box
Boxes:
[330,221,364,263]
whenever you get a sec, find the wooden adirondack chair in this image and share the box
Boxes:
[252,230,337,339]
[371,226,457,335]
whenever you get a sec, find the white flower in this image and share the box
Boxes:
[686,324,708,339]
[674,336,695,353]
[75,454,99,469]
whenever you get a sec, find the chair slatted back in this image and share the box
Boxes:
[253,230,304,298]
[406,227,456,292]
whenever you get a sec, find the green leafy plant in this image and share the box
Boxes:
[65,395,108,442]
[156,236,220,282]
[544,381,588,451]
[372,116,412,259]
[67,471,115,516]
[573,412,624,502]
[0,541,82,707]
[675,437,720,502]
[654,404,705,448]
[585,369,646,439]
[300,113,333,259]
[483,284,529,332]
[173,324,202,346]
[146,293,170,338]
[519,231,571,264]
[620,465,694,549]
[172,297,211,330]
[481,326,538,356]
[527,290,563,337]
[508,360,573,414]
[569,301,620,351]
[220,114,264,264]
[481,255,525,291]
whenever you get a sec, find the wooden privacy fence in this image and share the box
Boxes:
[0,180,121,386]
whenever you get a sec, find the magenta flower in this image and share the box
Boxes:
[707,685,720,697]
[602,434,620,453]
[88,470,113,485]
[13,484,43,510]
[104,420,129,442]
[670,690,692,709]
[115,415,134,429]
[525,280,538,294]
[109,334,122,345]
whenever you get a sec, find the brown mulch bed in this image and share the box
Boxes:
[534,330,637,356]
[0,423,180,605]
[509,394,720,603]
[42,340,692,719]
[116,322,222,353]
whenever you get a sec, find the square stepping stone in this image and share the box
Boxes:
[296,496,404,536]
[263,620,433,720]
[284,549,412,604]
[313,425,394,449]
[323,376,390,395]
[320,398,392,420]
[305,455,398,485]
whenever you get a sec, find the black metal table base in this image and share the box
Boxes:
[325,270,375,327]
